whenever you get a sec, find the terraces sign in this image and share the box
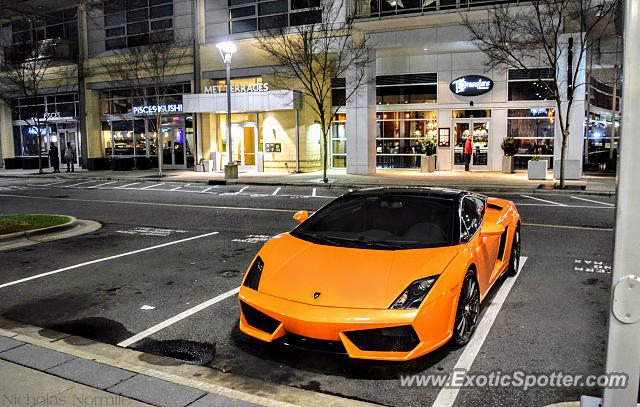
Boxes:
[449,75,494,97]
[204,83,270,94]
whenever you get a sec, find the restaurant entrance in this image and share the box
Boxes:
[453,119,490,171]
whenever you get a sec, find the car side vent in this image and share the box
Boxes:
[243,256,264,291]
[497,226,509,261]
[487,203,503,211]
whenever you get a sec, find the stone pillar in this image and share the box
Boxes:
[346,49,376,175]
[554,33,586,180]
[0,100,15,166]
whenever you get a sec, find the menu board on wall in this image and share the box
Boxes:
[438,128,451,148]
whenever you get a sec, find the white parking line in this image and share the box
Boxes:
[140,183,165,190]
[431,256,528,407]
[239,186,248,193]
[272,187,281,196]
[200,187,213,193]
[88,181,117,189]
[520,195,567,206]
[115,182,140,189]
[170,186,182,191]
[64,181,95,188]
[118,287,240,347]
[571,196,615,207]
[39,181,67,187]
[312,188,317,197]
[0,231,219,290]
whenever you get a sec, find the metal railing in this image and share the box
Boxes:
[351,0,519,19]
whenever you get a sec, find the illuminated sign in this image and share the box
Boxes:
[204,83,269,94]
[27,127,48,135]
[450,75,494,96]
[132,104,183,114]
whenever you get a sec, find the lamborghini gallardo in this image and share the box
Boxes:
[238,187,521,361]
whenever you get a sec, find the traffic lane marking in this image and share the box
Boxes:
[522,223,613,231]
[0,231,219,289]
[570,195,615,206]
[431,257,528,407]
[117,287,240,347]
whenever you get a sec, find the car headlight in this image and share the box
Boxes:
[389,276,439,309]
[243,256,264,291]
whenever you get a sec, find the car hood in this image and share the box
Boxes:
[256,233,459,309]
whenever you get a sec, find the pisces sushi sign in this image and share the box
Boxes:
[450,75,494,96]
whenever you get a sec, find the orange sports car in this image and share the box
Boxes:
[238,187,521,361]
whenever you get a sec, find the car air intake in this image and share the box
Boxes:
[344,325,420,352]
[243,256,263,290]
[240,301,280,334]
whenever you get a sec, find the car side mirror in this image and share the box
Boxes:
[293,210,309,223]
[481,223,505,236]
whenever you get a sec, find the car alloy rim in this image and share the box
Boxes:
[455,275,480,341]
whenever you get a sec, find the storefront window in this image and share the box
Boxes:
[376,111,437,169]
[331,113,346,168]
[101,121,112,155]
[507,108,555,170]
[112,120,134,155]
[134,119,146,156]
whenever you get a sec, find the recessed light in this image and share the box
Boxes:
[423,48,428,51]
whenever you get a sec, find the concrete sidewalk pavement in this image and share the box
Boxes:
[0,168,616,195]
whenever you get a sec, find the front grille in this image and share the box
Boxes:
[344,325,420,352]
[240,301,280,334]
[277,334,347,355]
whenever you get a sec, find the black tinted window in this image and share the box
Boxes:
[293,193,455,249]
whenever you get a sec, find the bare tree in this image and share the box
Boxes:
[99,36,192,176]
[0,39,77,174]
[462,0,618,188]
[256,0,372,183]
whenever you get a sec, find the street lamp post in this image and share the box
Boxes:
[216,41,237,179]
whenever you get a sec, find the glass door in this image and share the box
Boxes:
[58,128,80,167]
[471,121,489,169]
[230,122,257,170]
[453,121,470,170]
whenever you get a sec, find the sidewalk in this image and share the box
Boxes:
[0,167,616,195]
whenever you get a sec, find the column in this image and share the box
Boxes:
[346,49,376,175]
[554,33,586,180]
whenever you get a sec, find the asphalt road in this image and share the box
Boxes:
[0,177,616,407]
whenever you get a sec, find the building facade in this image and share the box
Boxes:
[0,0,620,178]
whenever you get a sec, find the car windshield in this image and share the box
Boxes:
[291,193,455,250]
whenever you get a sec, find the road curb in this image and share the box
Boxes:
[0,173,616,196]
[0,215,78,244]
[0,319,381,407]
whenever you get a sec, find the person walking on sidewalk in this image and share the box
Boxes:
[464,136,472,171]
[64,141,75,172]
[48,142,60,173]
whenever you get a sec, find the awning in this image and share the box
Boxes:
[182,90,301,113]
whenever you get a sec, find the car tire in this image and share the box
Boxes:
[451,271,480,346]
[506,226,521,277]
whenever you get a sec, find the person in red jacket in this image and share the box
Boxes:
[464,136,473,171]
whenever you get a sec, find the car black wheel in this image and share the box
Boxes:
[506,227,521,276]
[451,272,480,346]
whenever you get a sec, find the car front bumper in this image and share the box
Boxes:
[238,286,458,361]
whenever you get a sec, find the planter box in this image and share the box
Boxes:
[502,156,514,174]
[420,155,436,173]
[203,160,214,172]
[195,164,205,172]
[527,160,548,180]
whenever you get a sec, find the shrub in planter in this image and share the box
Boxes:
[419,136,437,173]
[501,137,519,174]
[527,155,548,180]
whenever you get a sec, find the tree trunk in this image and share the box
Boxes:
[157,115,163,177]
[321,115,328,183]
[37,124,43,174]
[559,130,568,189]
